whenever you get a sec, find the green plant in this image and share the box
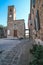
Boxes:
[29,44,43,65]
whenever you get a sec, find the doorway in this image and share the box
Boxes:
[14,30,17,37]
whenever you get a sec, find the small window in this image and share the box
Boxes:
[10,9,12,12]
[14,24,17,29]
[14,24,16,27]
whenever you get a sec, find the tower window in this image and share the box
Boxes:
[10,9,12,12]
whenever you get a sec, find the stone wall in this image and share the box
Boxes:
[30,0,43,40]
[35,0,43,40]
[7,19,25,38]
[13,20,25,38]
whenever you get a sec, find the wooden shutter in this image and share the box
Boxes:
[34,10,40,31]
[36,10,40,30]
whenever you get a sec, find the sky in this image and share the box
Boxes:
[0,0,30,29]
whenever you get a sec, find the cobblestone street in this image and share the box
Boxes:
[0,39,34,65]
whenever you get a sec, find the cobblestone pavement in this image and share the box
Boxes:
[0,39,21,51]
[0,39,34,65]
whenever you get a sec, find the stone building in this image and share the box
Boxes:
[7,5,25,38]
[29,0,43,40]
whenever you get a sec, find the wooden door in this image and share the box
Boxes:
[14,30,17,37]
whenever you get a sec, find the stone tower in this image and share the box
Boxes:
[8,5,16,22]
[7,6,16,37]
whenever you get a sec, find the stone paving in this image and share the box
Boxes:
[0,39,34,65]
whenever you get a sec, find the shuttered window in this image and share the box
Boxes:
[34,10,40,31]
[36,10,40,30]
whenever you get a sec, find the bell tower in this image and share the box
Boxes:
[7,5,16,37]
[8,5,16,22]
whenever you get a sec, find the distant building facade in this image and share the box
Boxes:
[7,6,25,38]
[29,0,43,40]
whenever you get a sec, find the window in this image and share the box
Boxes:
[32,0,36,8]
[9,15,12,17]
[10,9,12,12]
[7,30,10,35]
[34,17,39,31]
[34,10,40,31]
[14,24,16,27]
[14,24,17,30]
